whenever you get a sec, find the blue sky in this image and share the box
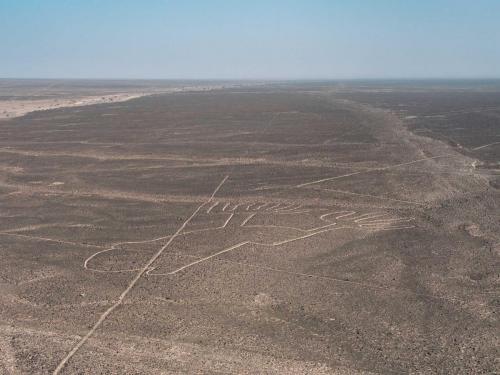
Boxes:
[1,0,499,79]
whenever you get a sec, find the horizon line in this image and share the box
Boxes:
[1,76,500,82]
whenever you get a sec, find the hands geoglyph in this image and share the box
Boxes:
[85,201,414,276]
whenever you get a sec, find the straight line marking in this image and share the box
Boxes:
[52,175,229,375]
[168,242,249,275]
[296,154,453,187]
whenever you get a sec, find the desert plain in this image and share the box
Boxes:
[0,80,498,374]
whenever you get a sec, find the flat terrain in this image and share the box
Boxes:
[0,79,238,119]
[0,81,498,374]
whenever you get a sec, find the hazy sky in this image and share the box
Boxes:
[1,0,499,79]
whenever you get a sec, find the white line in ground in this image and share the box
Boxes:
[296,154,453,187]
[87,208,413,276]
[52,175,229,375]
[161,242,249,275]
[473,142,500,150]
[206,201,219,213]
[312,187,425,206]
[240,213,257,226]
[0,232,102,249]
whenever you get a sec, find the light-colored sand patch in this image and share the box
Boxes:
[0,93,150,119]
[0,84,233,120]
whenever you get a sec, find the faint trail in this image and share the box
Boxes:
[296,154,453,187]
[210,257,467,304]
[310,187,425,206]
[0,232,102,249]
[138,247,485,304]
[52,175,229,375]
[17,273,65,286]
[473,142,500,150]
[2,223,72,233]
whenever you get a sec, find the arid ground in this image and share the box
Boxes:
[0,79,239,119]
[0,80,498,374]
